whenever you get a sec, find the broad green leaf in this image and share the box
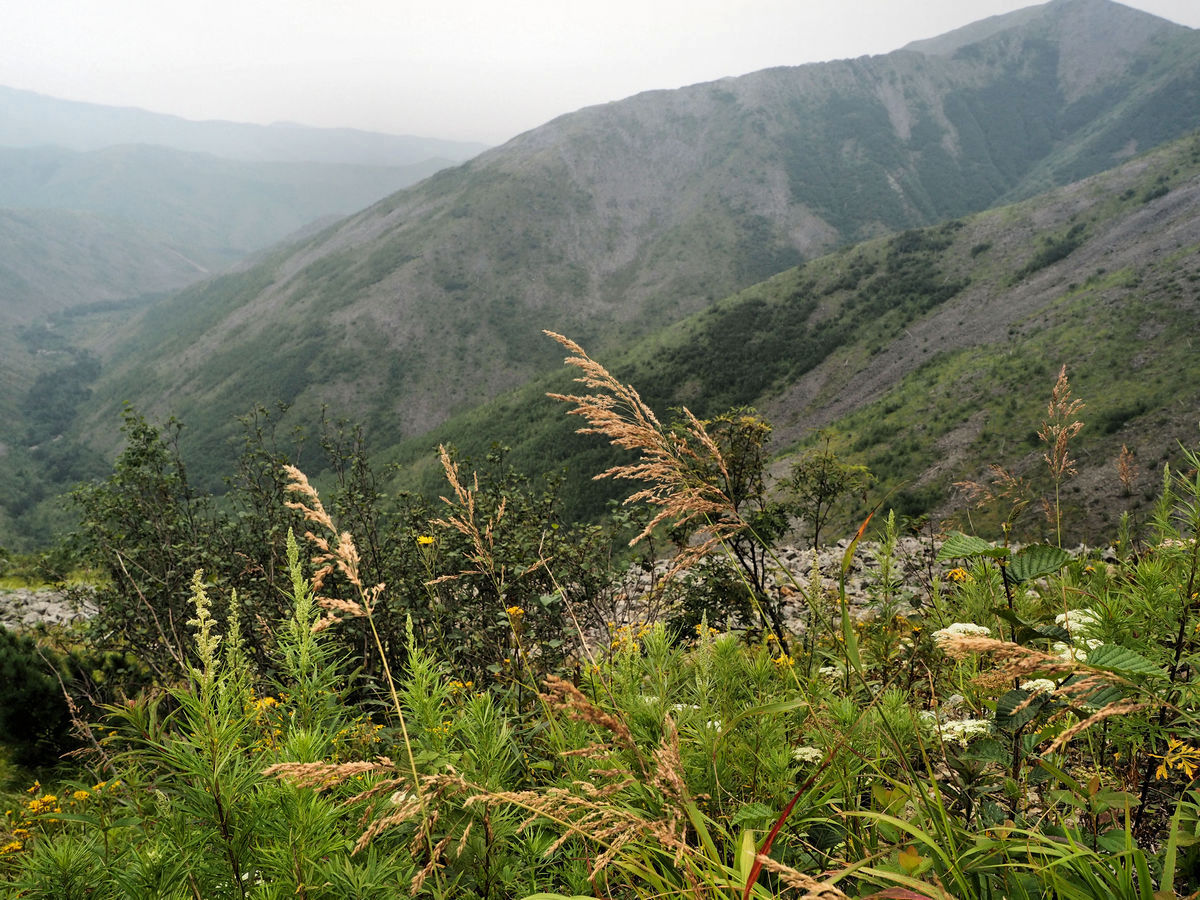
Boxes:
[730,802,776,829]
[1032,623,1074,644]
[959,737,1009,765]
[1086,645,1164,678]
[995,689,1046,732]
[1008,545,1072,583]
[937,531,1001,561]
[1091,789,1139,815]
[1077,683,1126,711]
[991,608,1071,645]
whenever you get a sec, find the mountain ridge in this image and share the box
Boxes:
[0,143,459,270]
[6,0,1200,546]
[0,84,488,166]
[385,132,1200,538]
[82,0,1200,450]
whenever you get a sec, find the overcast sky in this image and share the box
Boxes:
[3,0,1198,145]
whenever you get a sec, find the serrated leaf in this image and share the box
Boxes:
[958,737,1009,764]
[731,802,775,828]
[1086,645,1164,678]
[1078,683,1126,711]
[938,532,1004,561]
[995,689,1046,732]
[1008,545,1072,583]
[1033,624,1072,643]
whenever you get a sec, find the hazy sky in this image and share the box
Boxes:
[3,0,1198,145]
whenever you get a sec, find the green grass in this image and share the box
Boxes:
[4,411,1200,898]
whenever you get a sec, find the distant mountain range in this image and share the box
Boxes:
[0,85,487,165]
[0,86,489,545]
[3,0,1200,546]
[0,143,460,271]
[0,85,489,303]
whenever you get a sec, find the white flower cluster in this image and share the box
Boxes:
[1055,608,1100,635]
[1052,639,1103,662]
[932,622,992,646]
[1020,678,1057,695]
[792,746,825,765]
[1053,607,1103,662]
[918,711,993,747]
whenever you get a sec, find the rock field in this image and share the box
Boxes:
[0,587,97,631]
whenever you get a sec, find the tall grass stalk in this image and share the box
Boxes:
[1038,365,1085,549]
[280,464,443,892]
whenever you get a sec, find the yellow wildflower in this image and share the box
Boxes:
[1153,737,1200,781]
[947,567,972,583]
[417,535,435,546]
[25,795,61,816]
[506,605,524,618]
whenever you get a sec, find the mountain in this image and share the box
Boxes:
[0,205,205,426]
[79,0,1200,469]
[0,207,205,319]
[388,131,1200,539]
[0,144,461,271]
[0,93,490,547]
[0,85,487,166]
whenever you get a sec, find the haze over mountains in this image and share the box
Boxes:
[4,0,1200,547]
[0,85,488,165]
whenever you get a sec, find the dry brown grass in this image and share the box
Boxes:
[1039,364,1085,483]
[939,631,1160,752]
[544,330,743,575]
[282,464,383,631]
[462,706,701,884]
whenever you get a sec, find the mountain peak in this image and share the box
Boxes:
[903,0,1186,58]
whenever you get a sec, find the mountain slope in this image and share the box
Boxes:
[396,132,1200,540]
[0,206,206,426]
[82,0,1200,480]
[0,144,459,270]
[0,207,206,320]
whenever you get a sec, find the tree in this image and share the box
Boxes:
[72,409,220,681]
[673,409,792,646]
[784,435,873,550]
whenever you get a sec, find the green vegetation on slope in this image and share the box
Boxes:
[69,1,1200,499]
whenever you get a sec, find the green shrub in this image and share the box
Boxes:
[0,628,73,767]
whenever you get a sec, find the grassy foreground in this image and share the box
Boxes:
[2,342,1200,899]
